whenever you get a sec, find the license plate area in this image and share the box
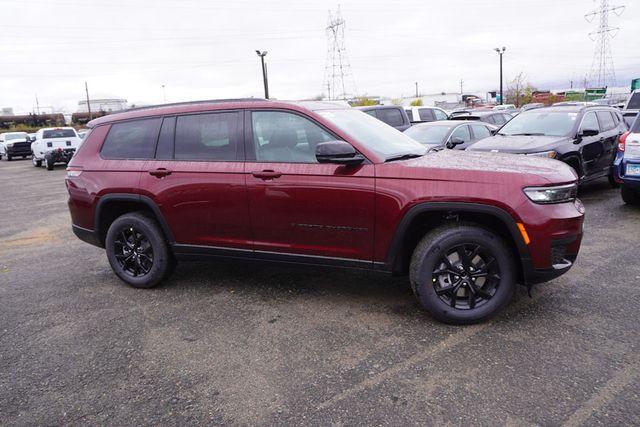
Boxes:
[627,163,640,176]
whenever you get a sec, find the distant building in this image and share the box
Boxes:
[78,98,127,113]
[1,107,14,115]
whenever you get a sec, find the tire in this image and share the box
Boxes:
[32,156,42,167]
[105,212,172,288]
[409,223,516,325]
[608,171,620,188]
[621,185,640,205]
[5,153,11,161]
[44,155,54,171]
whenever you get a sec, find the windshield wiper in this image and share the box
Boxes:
[384,153,424,162]
[509,133,545,136]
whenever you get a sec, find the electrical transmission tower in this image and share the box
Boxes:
[585,0,625,88]
[323,6,357,100]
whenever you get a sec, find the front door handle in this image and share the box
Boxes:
[252,170,282,180]
[149,168,172,178]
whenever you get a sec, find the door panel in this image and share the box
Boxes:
[579,112,604,176]
[245,110,375,261]
[140,111,252,249]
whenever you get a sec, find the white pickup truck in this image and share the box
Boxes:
[31,127,82,170]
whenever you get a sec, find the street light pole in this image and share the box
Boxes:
[494,47,506,105]
[255,50,269,99]
[415,82,418,98]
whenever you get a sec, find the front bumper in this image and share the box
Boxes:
[5,144,32,157]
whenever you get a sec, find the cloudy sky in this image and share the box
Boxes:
[1,0,638,114]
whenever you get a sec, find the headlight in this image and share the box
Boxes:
[5,143,14,148]
[526,150,556,158]
[523,183,577,204]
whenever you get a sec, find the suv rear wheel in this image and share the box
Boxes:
[410,224,516,325]
[32,156,42,167]
[105,212,173,288]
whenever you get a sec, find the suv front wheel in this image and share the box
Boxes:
[105,212,173,288]
[410,224,516,325]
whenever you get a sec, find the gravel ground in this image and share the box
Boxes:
[1,158,639,425]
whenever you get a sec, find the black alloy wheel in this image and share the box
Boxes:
[113,226,154,277]
[432,244,500,310]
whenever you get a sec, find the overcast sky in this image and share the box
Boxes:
[1,0,638,114]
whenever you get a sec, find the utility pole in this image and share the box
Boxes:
[460,79,464,95]
[494,47,506,105]
[255,50,269,99]
[35,94,40,115]
[85,81,92,120]
[414,82,418,98]
[585,0,625,88]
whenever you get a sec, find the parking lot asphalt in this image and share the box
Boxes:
[1,158,639,426]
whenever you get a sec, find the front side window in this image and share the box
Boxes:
[450,125,471,143]
[252,111,334,163]
[580,112,600,132]
[101,118,162,159]
[175,112,239,161]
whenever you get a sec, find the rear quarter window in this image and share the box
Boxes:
[596,111,615,131]
[100,118,162,159]
[379,108,405,127]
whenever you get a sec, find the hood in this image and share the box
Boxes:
[467,134,568,154]
[376,149,577,186]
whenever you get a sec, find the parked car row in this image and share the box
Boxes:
[0,127,83,170]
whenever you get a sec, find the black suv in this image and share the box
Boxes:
[468,105,627,185]
[356,105,411,131]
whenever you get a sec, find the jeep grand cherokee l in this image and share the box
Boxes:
[66,99,584,324]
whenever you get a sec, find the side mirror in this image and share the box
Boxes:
[315,140,365,165]
[446,137,465,149]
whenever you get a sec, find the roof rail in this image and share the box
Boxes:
[123,98,267,112]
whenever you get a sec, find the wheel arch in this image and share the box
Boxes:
[386,202,530,281]
[95,194,175,246]
[559,152,583,179]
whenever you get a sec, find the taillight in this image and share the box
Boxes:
[66,166,82,178]
[618,131,629,152]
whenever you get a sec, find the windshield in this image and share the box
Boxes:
[404,125,452,145]
[43,129,77,138]
[498,111,576,137]
[317,109,426,159]
[5,133,27,141]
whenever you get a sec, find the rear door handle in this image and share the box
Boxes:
[252,170,282,180]
[149,168,172,178]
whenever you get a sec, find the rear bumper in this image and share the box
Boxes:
[72,224,103,248]
[613,156,640,185]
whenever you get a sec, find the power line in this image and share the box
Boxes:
[323,6,357,100]
[585,0,625,88]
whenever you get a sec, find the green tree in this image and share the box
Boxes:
[410,99,423,106]
[350,97,378,107]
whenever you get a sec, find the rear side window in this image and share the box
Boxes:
[484,115,496,124]
[379,108,404,127]
[175,112,239,161]
[596,111,615,131]
[101,118,162,159]
[418,108,435,122]
[450,125,472,143]
[470,124,491,139]
[405,109,413,121]
[493,114,507,125]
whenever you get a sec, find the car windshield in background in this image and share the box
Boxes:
[404,125,452,145]
[317,109,426,159]
[43,129,76,138]
[627,93,640,110]
[5,133,27,140]
[498,111,575,137]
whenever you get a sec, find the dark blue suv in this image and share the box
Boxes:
[614,115,640,204]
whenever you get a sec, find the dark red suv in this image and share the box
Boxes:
[66,99,585,324]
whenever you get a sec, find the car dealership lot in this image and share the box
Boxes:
[1,160,639,425]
